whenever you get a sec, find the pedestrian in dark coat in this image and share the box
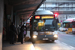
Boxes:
[9,22,17,44]
[20,24,27,44]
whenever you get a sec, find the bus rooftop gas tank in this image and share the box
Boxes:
[34,10,54,15]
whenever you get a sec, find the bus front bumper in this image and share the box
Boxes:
[32,35,58,41]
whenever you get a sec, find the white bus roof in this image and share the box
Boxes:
[34,10,53,15]
[65,18,75,21]
[63,18,75,23]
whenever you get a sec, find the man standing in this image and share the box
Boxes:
[9,22,17,44]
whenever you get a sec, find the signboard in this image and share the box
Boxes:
[42,16,54,19]
[35,15,54,19]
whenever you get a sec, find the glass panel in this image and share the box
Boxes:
[33,19,56,31]
[45,20,53,25]
[63,23,72,28]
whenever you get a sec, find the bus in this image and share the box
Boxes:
[63,18,75,34]
[30,10,59,43]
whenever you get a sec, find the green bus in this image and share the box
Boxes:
[30,10,59,43]
[63,18,75,34]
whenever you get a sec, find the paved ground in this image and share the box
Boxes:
[2,40,75,50]
[2,42,33,50]
[2,31,75,50]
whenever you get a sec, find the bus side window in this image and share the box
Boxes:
[63,24,65,27]
[70,24,72,28]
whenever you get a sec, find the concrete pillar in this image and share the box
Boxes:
[15,15,17,27]
[15,15,20,27]
[0,0,4,50]
[11,6,13,22]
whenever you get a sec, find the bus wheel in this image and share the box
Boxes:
[51,40,54,42]
[32,41,35,43]
[72,33,75,35]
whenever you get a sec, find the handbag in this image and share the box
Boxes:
[16,35,18,38]
[24,31,26,34]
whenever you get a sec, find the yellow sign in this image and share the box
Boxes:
[57,23,61,27]
[57,23,61,25]
[42,16,54,19]
[38,22,44,26]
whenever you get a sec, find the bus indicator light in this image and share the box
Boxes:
[35,16,40,19]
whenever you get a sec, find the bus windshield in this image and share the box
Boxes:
[45,20,53,25]
[33,19,57,31]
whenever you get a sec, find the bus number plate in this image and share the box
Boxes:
[43,38,48,40]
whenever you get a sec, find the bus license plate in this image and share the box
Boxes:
[43,38,48,40]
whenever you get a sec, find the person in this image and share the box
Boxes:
[17,25,21,42]
[9,22,17,44]
[20,24,27,44]
[17,25,21,34]
[24,24,27,37]
[2,27,6,41]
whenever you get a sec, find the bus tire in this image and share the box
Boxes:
[72,33,75,35]
[51,40,54,42]
[32,40,36,43]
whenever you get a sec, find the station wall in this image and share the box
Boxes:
[0,0,4,50]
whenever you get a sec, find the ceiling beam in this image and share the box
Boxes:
[17,13,31,15]
[8,0,41,6]
[17,10,34,14]
[17,11,33,15]
[16,6,37,12]
[14,0,41,6]
[32,0,46,15]
[14,3,40,11]
[8,0,29,5]
[18,14,30,15]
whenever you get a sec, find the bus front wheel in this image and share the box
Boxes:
[32,41,35,43]
[51,40,54,42]
[32,39,36,43]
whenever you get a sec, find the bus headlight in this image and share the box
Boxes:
[33,35,37,38]
[33,31,38,35]
[54,34,58,38]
